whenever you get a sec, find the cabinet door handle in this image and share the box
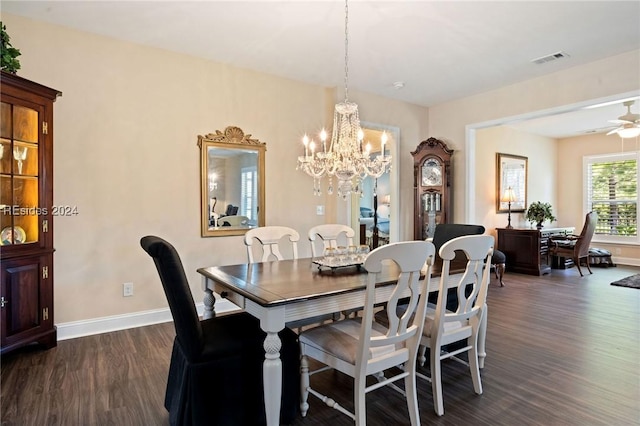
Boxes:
[0,297,7,308]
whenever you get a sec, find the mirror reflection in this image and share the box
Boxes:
[357,128,393,248]
[199,126,266,237]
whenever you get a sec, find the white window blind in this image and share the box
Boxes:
[583,152,638,243]
[241,166,257,220]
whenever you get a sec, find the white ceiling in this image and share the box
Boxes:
[4,0,640,138]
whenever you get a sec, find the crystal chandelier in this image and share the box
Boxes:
[296,0,391,199]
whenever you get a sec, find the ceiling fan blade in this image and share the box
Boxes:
[606,127,622,135]
[608,119,633,124]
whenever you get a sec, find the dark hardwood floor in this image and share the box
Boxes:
[2,265,639,425]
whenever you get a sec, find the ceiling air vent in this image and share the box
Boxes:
[531,51,570,65]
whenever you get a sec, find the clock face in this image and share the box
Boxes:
[421,158,443,186]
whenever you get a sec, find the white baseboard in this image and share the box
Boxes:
[612,256,639,267]
[56,298,241,341]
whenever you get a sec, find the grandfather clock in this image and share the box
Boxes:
[412,137,453,240]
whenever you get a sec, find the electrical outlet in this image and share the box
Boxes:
[123,282,134,297]
[316,205,325,215]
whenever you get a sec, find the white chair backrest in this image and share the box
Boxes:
[432,235,494,337]
[244,226,300,263]
[307,224,355,258]
[360,241,436,370]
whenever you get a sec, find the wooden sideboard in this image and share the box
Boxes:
[496,227,575,276]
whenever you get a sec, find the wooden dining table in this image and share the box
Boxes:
[197,257,488,426]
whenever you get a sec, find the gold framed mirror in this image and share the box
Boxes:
[198,126,266,237]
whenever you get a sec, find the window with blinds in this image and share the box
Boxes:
[241,166,257,221]
[584,152,638,243]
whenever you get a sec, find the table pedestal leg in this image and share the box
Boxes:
[256,306,286,426]
[202,276,215,319]
[263,331,282,426]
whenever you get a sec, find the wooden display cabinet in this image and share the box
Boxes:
[411,137,453,240]
[0,72,61,355]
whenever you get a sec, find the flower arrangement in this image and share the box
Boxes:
[525,201,556,228]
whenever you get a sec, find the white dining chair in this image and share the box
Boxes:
[244,226,299,263]
[417,234,494,416]
[299,240,437,425]
[308,224,355,259]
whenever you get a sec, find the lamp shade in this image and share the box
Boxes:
[501,187,517,203]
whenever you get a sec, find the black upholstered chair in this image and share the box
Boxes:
[140,236,299,425]
[430,224,486,253]
[428,224,486,309]
[430,223,506,287]
[491,249,506,286]
[224,204,239,216]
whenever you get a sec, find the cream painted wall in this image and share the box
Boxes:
[3,14,429,324]
[475,126,557,240]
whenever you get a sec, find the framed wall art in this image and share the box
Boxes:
[496,153,527,212]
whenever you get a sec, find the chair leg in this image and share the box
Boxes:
[354,374,366,425]
[496,263,505,287]
[574,257,584,277]
[430,346,445,416]
[468,336,483,395]
[404,353,421,426]
[584,256,593,275]
[418,345,427,367]
[300,355,310,417]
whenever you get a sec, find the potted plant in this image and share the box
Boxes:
[1,22,21,74]
[525,201,557,229]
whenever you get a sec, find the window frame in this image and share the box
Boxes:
[583,151,639,245]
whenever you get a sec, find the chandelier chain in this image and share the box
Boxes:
[343,0,349,102]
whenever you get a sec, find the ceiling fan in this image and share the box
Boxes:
[607,100,640,138]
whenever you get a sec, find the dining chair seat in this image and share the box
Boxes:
[423,314,464,336]
[300,318,397,364]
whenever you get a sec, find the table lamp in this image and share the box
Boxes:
[501,187,517,229]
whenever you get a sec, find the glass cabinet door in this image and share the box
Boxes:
[0,101,41,246]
